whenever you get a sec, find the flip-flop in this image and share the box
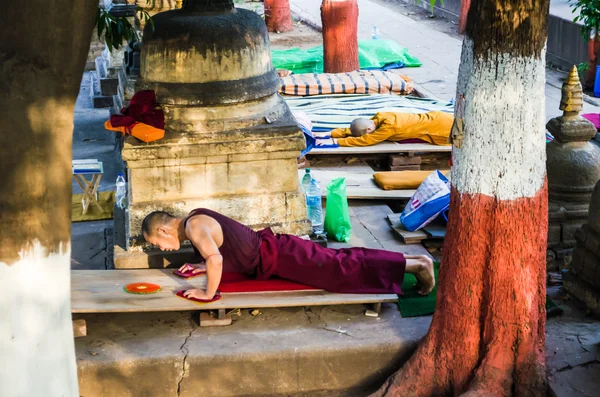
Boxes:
[175,290,222,303]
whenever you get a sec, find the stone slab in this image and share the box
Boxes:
[563,271,600,316]
[75,305,430,397]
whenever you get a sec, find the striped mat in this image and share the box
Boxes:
[285,94,454,131]
[279,70,414,96]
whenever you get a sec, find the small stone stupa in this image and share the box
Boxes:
[114,0,311,268]
[565,182,600,315]
[546,66,600,270]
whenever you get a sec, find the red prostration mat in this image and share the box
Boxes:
[175,290,222,303]
[218,273,320,294]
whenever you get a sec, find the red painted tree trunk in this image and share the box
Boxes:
[264,0,293,33]
[371,0,551,395]
[321,0,359,73]
[458,0,470,34]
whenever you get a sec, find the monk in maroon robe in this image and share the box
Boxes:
[142,209,435,301]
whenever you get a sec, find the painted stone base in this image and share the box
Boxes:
[115,106,311,267]
[563,270,600,316]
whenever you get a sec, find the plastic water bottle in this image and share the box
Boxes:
[305,178,324,235]
[372,25,380,40]
[116,172,127,209]
[301,168,313,192]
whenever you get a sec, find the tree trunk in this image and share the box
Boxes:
[0,1,97,396]
[264,0,293,33]
[372,0,550,395]
[321,0,359,73]
[458,0,470,34]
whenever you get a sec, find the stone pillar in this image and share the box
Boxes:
[546,66,600,270]
[564,181,600,315]
[114,0,311,268]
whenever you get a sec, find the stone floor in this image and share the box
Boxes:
[547,285,600,397]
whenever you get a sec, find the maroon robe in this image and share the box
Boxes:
[184,208,406,294]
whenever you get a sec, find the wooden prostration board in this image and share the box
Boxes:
[310,142,452,155]
[387,214,427,244]
[71,269,397,313]
[300,169,416,200]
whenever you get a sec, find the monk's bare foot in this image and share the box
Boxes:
[404,255,435,295]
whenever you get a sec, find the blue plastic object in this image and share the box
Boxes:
[594,65,600,97]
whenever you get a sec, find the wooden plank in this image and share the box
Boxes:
[300,169,415,199]
[310,142,452,155]
[72,319,87,338]
[71,269,397,314]
[304,159,373,173]
[327,201,432,258]
[387,214,427,244]
[422,225,447,239]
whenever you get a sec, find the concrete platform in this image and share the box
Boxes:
[75,304,431,396]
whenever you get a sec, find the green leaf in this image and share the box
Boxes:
[97,15,106,39]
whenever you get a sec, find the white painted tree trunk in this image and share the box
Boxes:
[452,37,547,200]
[0,243,78,396]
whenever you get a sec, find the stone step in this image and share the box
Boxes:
[88,70,114,109]
[75,304,429,397]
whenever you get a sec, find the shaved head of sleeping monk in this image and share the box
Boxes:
[142,209,435,301]
[314,111,453,147]
[350,118,377,137]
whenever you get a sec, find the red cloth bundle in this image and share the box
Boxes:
[110,90,165,129]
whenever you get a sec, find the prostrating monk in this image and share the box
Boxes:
[313,111,453,147]
[142,209,435,301]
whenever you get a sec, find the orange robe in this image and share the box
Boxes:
[331,111,453,147]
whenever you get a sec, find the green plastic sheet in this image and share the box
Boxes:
[271,40,422,74]
[324,177,352,243]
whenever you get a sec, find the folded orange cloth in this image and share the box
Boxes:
[373,170,450,190]
[104,120,165,143]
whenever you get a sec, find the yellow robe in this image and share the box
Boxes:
[330,111,453,147]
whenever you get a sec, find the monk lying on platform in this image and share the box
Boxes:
[313,111,453,147]
[142,209,435,301]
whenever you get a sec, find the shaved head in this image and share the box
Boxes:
[142,211,176,237]
[350,118,376,137]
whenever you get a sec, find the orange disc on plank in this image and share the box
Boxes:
[124,282,161,294]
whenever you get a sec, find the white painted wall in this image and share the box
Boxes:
[0,242,78,397]
[452,38,547,201]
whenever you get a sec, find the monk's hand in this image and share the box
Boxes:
[183,289,214,300]
[179,263,206,273]
[312,132,330,139]
[316,138,337,147]
[178,263,192,272]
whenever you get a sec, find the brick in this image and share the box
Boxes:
[388,154,421,166]
[547,224,562,244]
[100,77,119,96]
[388,164,421,171]
[562,223,583,247]
[93,95,114,108]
